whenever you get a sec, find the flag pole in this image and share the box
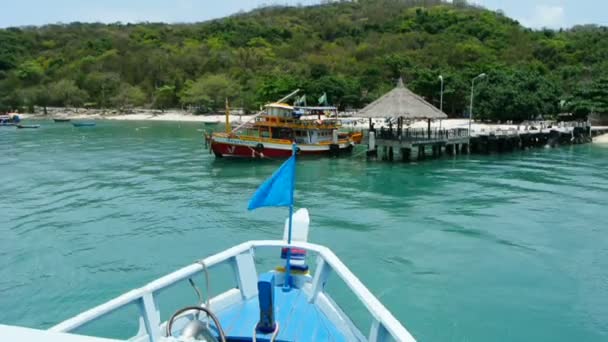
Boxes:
[283,143,297,291]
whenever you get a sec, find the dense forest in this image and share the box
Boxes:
[1,0,607,121]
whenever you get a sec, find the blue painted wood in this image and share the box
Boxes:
[216,273,347,342]
[256,273,276,333]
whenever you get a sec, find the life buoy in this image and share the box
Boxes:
[255,143,264,151]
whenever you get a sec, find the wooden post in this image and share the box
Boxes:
[225,98,231,134]
[401,148,411,162]
[446,144,454,156]
[397,117,403,138]
[418,145,425,160]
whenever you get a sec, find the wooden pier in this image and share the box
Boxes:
[470,125,605,154]
[365,124,608,162]
[366,127,470,161]
[350,78,608,162]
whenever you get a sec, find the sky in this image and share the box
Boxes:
[0,0,604,29]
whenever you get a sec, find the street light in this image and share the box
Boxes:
[469,73,487,136]
[439,75,444,131]
[438,75,444,113]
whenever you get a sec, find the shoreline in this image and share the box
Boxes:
[19,109,239,123]
[16,109,608,139]
[594,133,608,144]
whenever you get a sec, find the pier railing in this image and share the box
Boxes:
[375,127,469,142]
[50,240,415,342]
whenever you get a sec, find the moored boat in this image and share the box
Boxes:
[54,118,71,122]
[0,113,20,126]
[210,96,361,159]
[17,124,40,129]
[72,122,96,127]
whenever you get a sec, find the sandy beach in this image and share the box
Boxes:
[17,107,608,139]
[18,107,356,125]
[593,133,608,143]
[19,108,237,123]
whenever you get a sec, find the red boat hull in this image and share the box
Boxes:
[210,141,353,159]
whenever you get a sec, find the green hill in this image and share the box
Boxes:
[1,0,607,121]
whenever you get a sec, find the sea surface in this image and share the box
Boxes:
[1,120,607,341]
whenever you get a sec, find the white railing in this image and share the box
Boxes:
[50,240,416,342]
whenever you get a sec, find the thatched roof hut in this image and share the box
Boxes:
[356,79,447,120]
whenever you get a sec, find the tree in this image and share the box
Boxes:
[475,68,560,122]
[153,85,177,111]
[16,85,51,114]
[305,75,361,110]
[111,83,147,111]
[82,72,121,108]
[16,87,38,113]
[567,78,608,119]
[0,1,606,121]
[34,85,51,115]
[180,74,240,111]
[48,80,89,107]
[255,75,300,105]
[15,60,44,84]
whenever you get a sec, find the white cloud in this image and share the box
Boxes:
[522,5,566,29]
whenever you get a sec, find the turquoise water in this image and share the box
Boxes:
[1,120,608,341]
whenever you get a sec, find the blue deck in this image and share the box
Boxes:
[216,282,348,342]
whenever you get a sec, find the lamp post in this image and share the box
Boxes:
[438,75,444,113]
[469,73,486,136]
[439,75,444,131]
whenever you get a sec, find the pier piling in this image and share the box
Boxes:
[366,121,603,163]
[401,148,411,162]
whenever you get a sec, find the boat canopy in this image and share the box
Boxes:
[265,103,294,119]
[266,103,293,110]
[294,106,337,111]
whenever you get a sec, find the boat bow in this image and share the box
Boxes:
[50,240,415,342]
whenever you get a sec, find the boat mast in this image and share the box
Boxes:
[225,98,231,134]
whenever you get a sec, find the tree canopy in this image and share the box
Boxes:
[0,0,607,121]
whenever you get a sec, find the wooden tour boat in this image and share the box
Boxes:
[210,93,362,159]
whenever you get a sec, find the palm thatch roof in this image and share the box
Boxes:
[355,79,448,120]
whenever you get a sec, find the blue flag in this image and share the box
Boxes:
[248,155,296,210]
